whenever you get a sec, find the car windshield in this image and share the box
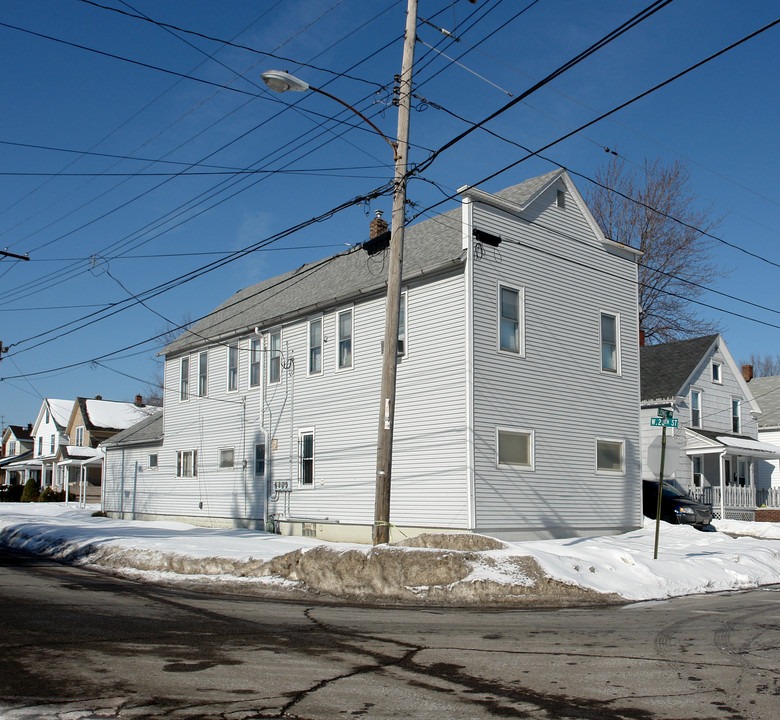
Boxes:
[661,485,685,499]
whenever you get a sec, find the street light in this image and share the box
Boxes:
[262,1,416,547]
[261,71,398,159]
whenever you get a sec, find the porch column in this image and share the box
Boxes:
[719,451,726,520]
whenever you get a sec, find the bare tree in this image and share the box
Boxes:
[742,352,780,378]
[588,157,725,343]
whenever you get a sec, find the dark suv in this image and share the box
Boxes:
[642,480,713,529]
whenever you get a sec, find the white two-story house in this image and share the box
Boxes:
[640,334,780,519]
[103,168,643,543]
[30,399,73,489]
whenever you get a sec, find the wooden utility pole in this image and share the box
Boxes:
[373,0,418,546]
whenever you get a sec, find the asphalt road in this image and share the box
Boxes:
[0,547,778,720]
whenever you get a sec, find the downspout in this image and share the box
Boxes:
[131,460,138,520]
[119,449,125,517]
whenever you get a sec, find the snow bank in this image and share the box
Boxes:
[1,504,779,606]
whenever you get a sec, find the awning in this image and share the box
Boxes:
[685,428,780,459]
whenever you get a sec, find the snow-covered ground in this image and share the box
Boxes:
[1,503,779,605]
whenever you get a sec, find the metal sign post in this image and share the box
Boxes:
[653,407,674,560]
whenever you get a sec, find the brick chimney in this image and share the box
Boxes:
[134,394,144,406]
[94,395,102,400]
[742,364,754,382]
[639,329,645,347]
[369,209,388,240]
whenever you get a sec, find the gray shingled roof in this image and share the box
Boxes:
[749,376,780,429]
[164,170,564,357]
[640,335,719,402]
[100,411,163,448]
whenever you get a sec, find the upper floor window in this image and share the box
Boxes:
[556,188,566,209]
[198,351,208,397]
[176,450,197,478]
[8,441,15,456]
[691,389,702,427]
[731,398,741,434]
[74,426,85,447]
[45,408,50,423]
[180,357,189,401]
[255,440,266,476]
[227,343,239,391]
[37,437,42,456]
[269,331,281,384]
[50,435,55,453]
[250,338,262,387]
[499,285,523,354]
[309,319,322,375]
[298,430,314,486]
[596,439,624,473]
[711,361,722,383]
[337,309,353,369]
[398,293,407,356]
[149,453,158,470]
[600,312,619,373]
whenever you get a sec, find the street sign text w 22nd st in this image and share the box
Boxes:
[650,417,678,427]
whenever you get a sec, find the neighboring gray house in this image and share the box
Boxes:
[640,335,780,519]
[747,374,780,502]
[102,168,644,543]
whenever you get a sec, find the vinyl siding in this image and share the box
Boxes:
[469,179,642,536]
[266,270,469,529]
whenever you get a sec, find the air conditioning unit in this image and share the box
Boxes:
[273,480,291,493]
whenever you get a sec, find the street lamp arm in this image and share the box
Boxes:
[308,85,399,161]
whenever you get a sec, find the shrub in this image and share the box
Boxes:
[39,487,66,502]
[20,478,40,503]
[0,485,24,502]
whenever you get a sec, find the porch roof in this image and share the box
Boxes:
[685,428,780,458]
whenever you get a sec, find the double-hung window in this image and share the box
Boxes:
[148,453,158,470]
[227,343,239,391]
[37,437,42,456]
[690,390,702,427]
[309,319,322,375]
[176,450,197,477]
[712,362,722,383]
[8,441,15,456]
[250,338,262,387]
[692,456,702,487]
[255,440,266,477]
[731,398,741,434]
[600,312,619,373]
[298,430,314,486]
[198,351,208,397]
[50,435,55,453]
[180,356,190,401]
[74,426,84,447]
[499,285,522,354]
[269,331,281,384]
[337,309,353,369]
[596,439,624,473]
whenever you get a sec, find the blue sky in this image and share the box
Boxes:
[1,0,778,426]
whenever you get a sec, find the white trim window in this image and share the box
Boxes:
[255,440,265,477]
[218,448,234,469]
[496,427,534,469]
[176,450,197,478]
[269,330,281,384]
[227,342,239,392]
[600,312,620,373]
[498,284,523,355]
[596,439,624,473]
[50,435,55,453]
[180,356,190,401]
[731,398,741,434]
[692,455,702,487]
[148,453,158,470]
[397,292,407,356]
[8,441,15,456]
[298,429,314,486]
[74,426,85,447]
[250,338,262,387]
[37,437,42,456]
[711,361,722,384]
[337,309,353,370]
[690,389,702,428]
[308,318,322,375]
[198,351,208,397]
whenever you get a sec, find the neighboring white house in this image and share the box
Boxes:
[0,424,34,486]
[103,168,644,543]
[747,374,780,502]
[640,335,780,519]
[30,399,73,489]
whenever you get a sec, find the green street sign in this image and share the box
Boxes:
[650,417,678,428]
[657,407,674,419]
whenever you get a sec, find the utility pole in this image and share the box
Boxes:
[373,0,418,546]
